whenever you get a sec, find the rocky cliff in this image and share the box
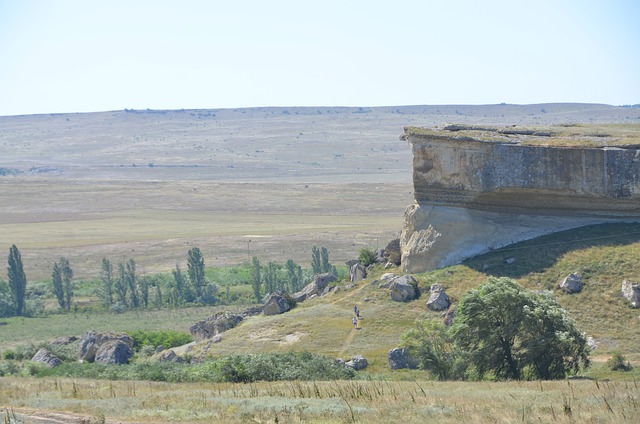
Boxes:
[400,124,640,273]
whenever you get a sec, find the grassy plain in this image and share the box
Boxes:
[2,105,640,422]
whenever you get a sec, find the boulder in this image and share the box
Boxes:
[350,263,367,282]
[384,238,402,266]
[263,290,293,316]
[155,349,185,363]
[95,340,133,365]
[375,273,400,288]
[190,312,243,342]
[388,276,418,302]
[559,273,583,294]
[78,331,133,363]
[426,284,450,311]
[388,348,419,370]
[31,348,62,368]
[293,273,337,302]
[374,248,387,264]
[345,354,368,370]
[622,280,640,308]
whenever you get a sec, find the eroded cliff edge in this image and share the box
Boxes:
[400,124,640,273]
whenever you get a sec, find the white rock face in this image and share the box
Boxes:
[401,203,614,273]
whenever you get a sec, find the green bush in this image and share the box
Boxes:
[607,351,632,371]
[359,248,377,267]
[31,352,356,383]
[2,350,16,360]
[130,330,193,352]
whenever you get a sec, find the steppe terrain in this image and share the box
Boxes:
[1,103,639,280]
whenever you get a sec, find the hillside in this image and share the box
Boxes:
[180,222,640,374]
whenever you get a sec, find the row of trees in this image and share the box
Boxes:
[2,244,338,316]
[402,277,590,380]
[250,246,336,302]
[97,247,219,309]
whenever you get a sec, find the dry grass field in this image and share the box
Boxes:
[2,104,640,423]
[1,104,638,280]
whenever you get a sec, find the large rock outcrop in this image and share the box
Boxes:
[400,125,640,273]
[190,312,244,342]
[78,331,133,363]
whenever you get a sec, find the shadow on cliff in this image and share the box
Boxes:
[463,222,640,279]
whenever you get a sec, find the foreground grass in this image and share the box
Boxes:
[2,376,639,423]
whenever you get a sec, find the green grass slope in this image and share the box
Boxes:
[190,222,640,375]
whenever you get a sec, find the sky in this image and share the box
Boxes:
[0,0,638,116]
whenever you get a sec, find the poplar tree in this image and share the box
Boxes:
[7,245,27,316]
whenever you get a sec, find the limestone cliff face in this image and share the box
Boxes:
[400,125,640,273]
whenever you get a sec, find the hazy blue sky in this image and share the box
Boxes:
[0,0,638,116]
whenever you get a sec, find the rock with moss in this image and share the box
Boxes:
[559,273,583,294]
[426,284,450,311]
[388,347,419,370]
[293,273,337,302]
[95,340,133,365]
[263,290,294,315]
[190,312,243,342]
[78,331,133,363]
[622,280,640,308]
[388,275,419,302]
[345,354,368,370]
[32,348,62,368]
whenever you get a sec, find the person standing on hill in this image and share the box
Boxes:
[352,316,358,329]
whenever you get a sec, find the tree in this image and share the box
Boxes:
[171,264,188,306]
[51,257,73,311]
[187,247,206,300]
[99,258,114,307]
[311,246,322,274]
[285,259,303,292]
[126,259,139,308]
[251,256,261,302]
[115,262,128,306]
[7,245,27,316]
[451,277,589,380]
[402,319,462,380]
[359,247,376,267]
[311,246,334,275]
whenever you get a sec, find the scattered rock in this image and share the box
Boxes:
[293,273,337,302]
[374,248,387,264]
[442,306,456,327]
[211,334,222,343]
[350,262,367,282]
[95,340,133,365]
[241,305,264,317]
[345,354,368,370]
[78,331,133,363]
[388,347,419,370]
[384,238,402,266]
[505,257,516,264]
[559,273,583,294]
[622,280,640,308]
[388,275,419,302]
[190,312,243,342]
[263,290,293,316]
[587,336,598,351]
[32,348,62,368]
[155,349,186,363]
[426,284,451,311]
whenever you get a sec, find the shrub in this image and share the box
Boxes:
[2,350,16,360]
[359,248,377,267]
[130,330,193,352]
[607,351,632,371]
